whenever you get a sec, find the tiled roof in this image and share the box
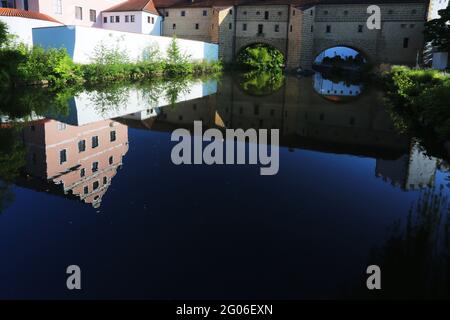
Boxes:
[154,0,426,8]
[103,0,160,15]
[0,8,62,23]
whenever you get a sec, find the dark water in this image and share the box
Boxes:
[0,72,449,299]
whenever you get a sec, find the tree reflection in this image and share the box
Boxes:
[0,127,26,214]
[237,71,284,96]
[365,186,450,298]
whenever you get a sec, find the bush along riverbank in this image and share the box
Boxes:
[383,66,450,155]
[0,22,222,87]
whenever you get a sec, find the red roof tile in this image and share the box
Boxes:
[0,8,62,24]
[104,0,160,15]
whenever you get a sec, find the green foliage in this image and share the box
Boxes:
[384,66,450,139]
[239,71,284,96]
[164,36,193,76]
[0,25,221,87]
[0,21,8,47]
[236,44,284,71]
[424,4,450,52]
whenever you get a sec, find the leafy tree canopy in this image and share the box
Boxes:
[424,4,450,52]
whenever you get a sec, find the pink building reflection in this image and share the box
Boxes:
[23,119,128,208]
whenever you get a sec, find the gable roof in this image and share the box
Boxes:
[0,8,62,23]
[103,0,160,15]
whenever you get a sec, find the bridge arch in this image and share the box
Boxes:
[314,45,370,66]
[235,40,286,62]
[313,42,374,67]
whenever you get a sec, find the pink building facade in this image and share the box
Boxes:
[14,0,124,27]
[23,119,129,208]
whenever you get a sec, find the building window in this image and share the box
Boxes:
[411,9,417,14]
[90,9,96,22]
[103,17,107,23]
[165,11,169,17]
[290,25,292,32]
[93,181,99,190]
[181,10,185,16]
[243,23,247,31]
[59,149,67,164]
[148,16,151,23]
[229,9,233,15]
[53,0,62,14]
[173,23,176,29]
[256,11,260,15]
[258,24,263,34]
[75,6,82,20]
[195,23,199,29]
[388,9,393,14]
[409,24,415,28]
[278,11,282,16]
[326,25,331,33]
[115,16,120,23]
[80,168,85,178]
[203,10,207,16]
[78,140,86,152]
[310,10,314,16]
[401,23,406,28]
[125,15,129,22]
[57,122,66,131]
[323,10,328,15]
[110,16,114,23]
[151,17,154,24]
[343,10,348,15]
[92,162,98,173]
[311,25,314,32]
[103,177,107,185]
[109,156,114,165]
[274,24,279,32]
[358,25,363,32]
[403,37,409,48]
[110,131,116,142]
[92,136,99,148]
[130,15,135,22]
[229,23,232,29]
[292,10,295,16]
[264,11,269,20]
[243,11,247,15]
[84,186,88,194]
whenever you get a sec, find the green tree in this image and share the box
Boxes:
[0,21,8,47]
[424,4,450,52]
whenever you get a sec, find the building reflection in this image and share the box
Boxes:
[22,119,128,208]
[7,73,444,210]
[130,73,439,192]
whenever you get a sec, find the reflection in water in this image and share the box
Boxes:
[365,186,450,299]
[313,72,363,102]
[20,119,129,208]
[0,73,449,298]
[238,71,284,96]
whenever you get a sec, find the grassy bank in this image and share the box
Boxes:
[0,22,222,87]
[383,66,450,141]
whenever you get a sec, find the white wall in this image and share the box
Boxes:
[0,16,62,46]
[32,25,219,64]
[54,79,218,126]
[432,52,449,70]
[102,11,162,36]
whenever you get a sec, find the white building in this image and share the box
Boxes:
[101,0,162,36]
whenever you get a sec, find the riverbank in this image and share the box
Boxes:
[382,66,450,157]
[0,25,222,88]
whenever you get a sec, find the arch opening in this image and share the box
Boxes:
[236,43,285,71]
[313,46,369,72]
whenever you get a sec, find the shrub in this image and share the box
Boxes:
[237,44,284,71]
[384,66,450,139]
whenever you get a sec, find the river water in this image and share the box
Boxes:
[0,72,449,299]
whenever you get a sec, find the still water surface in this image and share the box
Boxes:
[0,73,449,299]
